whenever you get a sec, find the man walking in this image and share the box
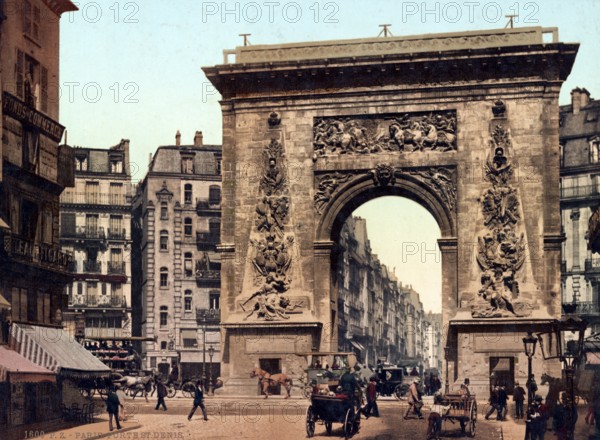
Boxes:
[106,386,124,431]
[405,378,424,419]
[485,386,499,420]
[155,378,168,411]
[513,381,525,419]
[526,395,548,440]
[188,380,208,421]
[363,377,379,418]
[497,386,508,421]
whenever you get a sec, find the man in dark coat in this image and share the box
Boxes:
[485,386,499,420]
[106,387,124,431]
[526,395,548,440]
[513,381,526,419]
[155,378,168,411]
[496,386,508,421]
[188,380,208,421]
[362,377,379,418]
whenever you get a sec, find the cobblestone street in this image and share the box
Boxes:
[35,397,508,440]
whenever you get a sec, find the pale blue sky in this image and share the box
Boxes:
[58,1,600,312]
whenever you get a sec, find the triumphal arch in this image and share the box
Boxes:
[203,27,578,395]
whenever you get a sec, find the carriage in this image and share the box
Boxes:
[375,366,408,399]
[434,393,478,438]
[306,393,361,439]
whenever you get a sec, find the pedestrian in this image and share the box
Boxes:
[106,386,124,431]
[526,395,548,440]
[155,378,168,411]
[405,378,424,419]
[497,386,508,421]
[427,393,449,440]
[340,367,359,404]
[513,381,525,419]
[552,392,577,440]
[363,377,379,419]
[485,386,499,420]
[188,380,208,421]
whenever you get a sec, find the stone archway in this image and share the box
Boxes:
[204,27,577,395]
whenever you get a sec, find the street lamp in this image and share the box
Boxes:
[537,315,587,440]
[208,345,215,395]
[522,332,538,406]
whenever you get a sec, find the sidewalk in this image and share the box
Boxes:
[37,418,141,440]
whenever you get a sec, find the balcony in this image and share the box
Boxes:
[1,232,73,273]
[561,184,600,200]
[61,226,106,241]
[195,269,220,281]
[107,228,127,240]
[196,198,221,216]
[83,260,102,273]
[107,261,126,274]
[196,232,219,249]
[585,258,600,274]
[70,295,127,308]
[574,301,600,316]
[84,327,125,338]
[61,192,132,206]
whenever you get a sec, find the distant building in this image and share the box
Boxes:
[132,131,222,380]
[337,216,431,368]
[425,312,443,374]
[0,0,109,430]
[560,88,600,336]
[59,140,134,344]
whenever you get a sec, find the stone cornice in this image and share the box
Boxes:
[203,43,578,98]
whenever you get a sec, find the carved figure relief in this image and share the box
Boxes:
[472,125,531,318]
[371,164,396,187]
[313,111,457,157]
[407,168,457,211]
[241,138,303,320]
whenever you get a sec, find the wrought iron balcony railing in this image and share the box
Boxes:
[195,269,220,281]
[561,184,600,200]
[107,261,126,274]
[107,228,127,240]
[61,192,132,206]
[196,232,220,245]
[574,301,600,316]
[69,295,127,308]
[61,226,106,240]
[83,260,102,273]
[585,258,600,273]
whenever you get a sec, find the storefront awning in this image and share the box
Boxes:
[491,358,512,372]
[180,350,221,364]
[0,346,56,383]
[0,294,10,312]
[586,352,600,365]
[349,340,365,351]
[9,323,110,379]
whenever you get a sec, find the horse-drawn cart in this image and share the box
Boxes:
[306,394,361,439]
[437,393,477,437]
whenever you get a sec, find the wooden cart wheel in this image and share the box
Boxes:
[306,406,315,438]
[394,384,404,400]
[181,381,195,398]
[325,421,333,435]
[467,401,477,437]
[344,408,354,439]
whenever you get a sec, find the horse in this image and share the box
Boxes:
[541,373,563,414]
[250,367,293,399]
[113,374,155,402]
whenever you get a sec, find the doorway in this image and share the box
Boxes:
[489,356,515,394]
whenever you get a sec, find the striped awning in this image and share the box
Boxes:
[0,346,55,383]
[9,323,110,379]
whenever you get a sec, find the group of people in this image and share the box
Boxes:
[104,378,209,431]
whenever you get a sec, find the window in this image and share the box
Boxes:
[86,214,99,238]
[209,219,220,240]
[16,50,47,112]
[184,290,192,311]
[161,341,167,350]
[209,291,220,310]
[209,185,221,206]
[11,288,27,322]
[109,183,123,205]
[184,218,193,238]
[160,267,168,287]
[181,157,194,174]
[77,282,83,295]
[110,159,123,173]
[160,202,168,220]
[23,1,41,41]
[184,184,192,204]
[21,199,39,241]
[41,207,53,244]
[160,230,168,251]
[86,182,100,204]
[61,212,76,237]
[184,253,193,277]
[591,138,600,164]
[109,215,123,238]
[75,156,88,171]
[216,159,222,175]
[160,306,168,327]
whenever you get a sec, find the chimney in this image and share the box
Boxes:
[194,131,203,147]
[175,130,181,146]
[571,87,591,115]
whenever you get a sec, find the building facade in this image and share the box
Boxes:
[561,87,600,336]
[337,216,431,368]
[59,140,133,342]
[132,132,222,380]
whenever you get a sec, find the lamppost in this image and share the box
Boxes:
[537,315,587,440]
[522,332,538,406]
[208,345,215,395]
[444,346,451,394]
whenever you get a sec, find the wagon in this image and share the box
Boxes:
[437,393,477,437]
[375,366,408,399]
[306,393,361,439]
